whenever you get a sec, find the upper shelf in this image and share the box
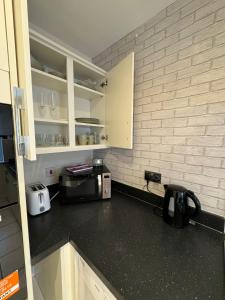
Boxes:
[74,83,104,99]
[30,38,67,76]
[74,60,105,82]
[31,68,67,92]
[75,121,105,128]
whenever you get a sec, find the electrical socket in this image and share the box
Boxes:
[45,167,55,177]
[145,171,161,183]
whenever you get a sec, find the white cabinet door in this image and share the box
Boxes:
[0,0,9,72]
[12,0,36,161]
[33,249,63,300]
[78,256,101,300]
[106,52,134,149]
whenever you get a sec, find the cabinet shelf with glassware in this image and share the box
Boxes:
[30,37,70,152]
[32,83,69,150]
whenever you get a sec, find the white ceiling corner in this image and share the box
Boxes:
[28,0,175,59]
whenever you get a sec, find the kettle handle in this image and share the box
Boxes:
[186,190,201,217]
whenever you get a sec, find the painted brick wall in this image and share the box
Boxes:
[93,0,225,217]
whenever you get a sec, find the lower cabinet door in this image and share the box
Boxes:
[91,277,103,299]
[78,274,96,300]
[33,249,63,300]
[78,256,103,300]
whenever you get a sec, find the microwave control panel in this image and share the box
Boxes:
[102,173,111,199]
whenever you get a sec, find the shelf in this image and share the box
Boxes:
[35,118,68,125]
[74,83,104,100]
[74,59,106,81]
[75,122,104,128]
[31,68,67,92]
[36,144,108,154]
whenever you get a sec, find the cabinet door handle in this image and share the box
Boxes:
[14,87,25,156]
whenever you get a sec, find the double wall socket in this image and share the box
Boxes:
[145,171,161,183]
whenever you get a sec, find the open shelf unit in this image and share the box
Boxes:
[30,33,108,154]
[29,30,134,155]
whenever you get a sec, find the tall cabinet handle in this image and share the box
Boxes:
[14,87,25,156]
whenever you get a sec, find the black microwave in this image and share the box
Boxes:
[59,165,111,203]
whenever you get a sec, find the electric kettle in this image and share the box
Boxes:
[163,184,201,228]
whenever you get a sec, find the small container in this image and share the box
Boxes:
[77,134,88,145]
[88,134,95,145]
[93,158,103,167]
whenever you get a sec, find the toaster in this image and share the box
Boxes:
[26,183,51,216]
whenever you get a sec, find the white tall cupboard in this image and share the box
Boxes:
[1,0,34,299]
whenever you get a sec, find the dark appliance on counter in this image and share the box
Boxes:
[0,103,27,299]
[59,165,111,203]
[163,184,201,228]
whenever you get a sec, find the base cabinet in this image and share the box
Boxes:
[33,243,117,300]
[32,248,63,300]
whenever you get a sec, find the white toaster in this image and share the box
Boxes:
[26,183,51,216]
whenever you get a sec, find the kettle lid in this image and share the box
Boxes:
[164,184,187,192]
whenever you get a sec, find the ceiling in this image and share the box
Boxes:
[28,0,175,58]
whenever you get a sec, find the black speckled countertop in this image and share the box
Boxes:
[28,190,225,300]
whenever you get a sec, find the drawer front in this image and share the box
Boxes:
[0,0,9,71]
[0,70,11,104]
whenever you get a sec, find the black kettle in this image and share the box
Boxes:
[163,184,201,228]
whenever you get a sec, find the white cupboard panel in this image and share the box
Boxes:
[106,52,134,149]
[0,70,11,104]
[0,0,9,71]
[33,249,63,300]
[13,0,36,160]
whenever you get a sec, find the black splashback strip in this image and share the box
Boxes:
[112,181,225,234]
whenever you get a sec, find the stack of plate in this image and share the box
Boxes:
[75,118,100,124]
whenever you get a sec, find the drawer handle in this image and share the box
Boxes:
[94,284,100,292]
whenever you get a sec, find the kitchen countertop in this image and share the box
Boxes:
[28,190,225,300]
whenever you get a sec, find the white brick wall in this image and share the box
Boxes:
[93,0,225,217]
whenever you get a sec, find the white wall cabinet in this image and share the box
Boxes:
[0,0,9,72]
[12,25,134,159]
[36,244,117,300]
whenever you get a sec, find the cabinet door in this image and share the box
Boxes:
[33,249,63,300]
[0,0,9,72]
[78,256,103,300]
[106,52,134,149]
[12,0,36,160]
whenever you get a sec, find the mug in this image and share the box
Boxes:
[77,134,88,145]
